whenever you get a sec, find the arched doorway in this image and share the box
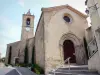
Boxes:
[63,40,76,63]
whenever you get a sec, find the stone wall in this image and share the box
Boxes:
[43,7,88,73]
[5,37,34,64]
[35,13,45,69]
[6,41,21,64]
[21,14,34,40]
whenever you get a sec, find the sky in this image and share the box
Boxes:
[0,0,87,57]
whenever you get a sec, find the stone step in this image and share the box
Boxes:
[49,72,99,75]
[49,65,100,75]
[58,67,88,70]
[48,65,100,75]
[49,70,98,74]
[58,65,88,70]
[54,72,100,75]
[56,70,98,74]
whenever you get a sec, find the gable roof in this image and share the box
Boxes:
[35,4,88,34]
[41,4,87,18]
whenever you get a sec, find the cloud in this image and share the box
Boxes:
[18,0,25,7]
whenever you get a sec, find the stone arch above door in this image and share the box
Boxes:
[59,33,81,47]
[59,33,87,65]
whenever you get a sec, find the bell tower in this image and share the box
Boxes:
[21,10,34,40]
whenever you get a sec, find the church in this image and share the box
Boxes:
[6,4,90,74]
[5,11,35,64]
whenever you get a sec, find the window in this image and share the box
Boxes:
[26,18,30,26]
[63,16,70,23]
[63,13,72,23]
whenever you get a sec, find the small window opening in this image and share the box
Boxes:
[63,16,70,23]
[26,18,30,26]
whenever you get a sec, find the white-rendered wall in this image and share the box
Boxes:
[88,51,100,73]
[87,0,100,73]
[44,8,88,73]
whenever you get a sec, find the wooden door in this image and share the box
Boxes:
[63,40,76,63]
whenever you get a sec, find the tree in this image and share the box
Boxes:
[32,46,35,64]
[24,45,28,64]
[83,37,89,59]
[8,46,12,64]
[1,57,5,62]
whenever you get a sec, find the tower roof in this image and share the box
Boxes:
[27,9,31,15]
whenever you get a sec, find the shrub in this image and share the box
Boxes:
[32,46,35,64]
[31,64,44,74]
[5,64,9,67]
[8,46,12,64]
[24,45,29,64]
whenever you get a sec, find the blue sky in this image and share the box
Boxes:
[0,0,87,57]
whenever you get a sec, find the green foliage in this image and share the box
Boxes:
[5,64,9,67]
[1,57,5,62]
[5,63,14,67]
[30,46,44,74]
[8,46,12,64]
[15,63,32,67]
[32,46,35,64]
[34,68,40,74]
[24,45,29,64]
[31,64,44,74]
[15,63,44,74]
[0,57,5,63]
[83,37,89,59]
[16,63,27,67]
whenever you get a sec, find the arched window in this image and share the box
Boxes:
[26,18,30,26]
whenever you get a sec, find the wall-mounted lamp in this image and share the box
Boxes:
[85,8,89,14]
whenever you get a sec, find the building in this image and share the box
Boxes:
[35,4,88,73]
[85,0,100,73]
[5,10,35,65]
[6,4,89,74]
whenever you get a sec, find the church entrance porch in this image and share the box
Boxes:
[59,33,87,65]
[63,40,76,63]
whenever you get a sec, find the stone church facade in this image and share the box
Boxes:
[6,4,89,74]
[35,5,88,73]
[5,11,35,64]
